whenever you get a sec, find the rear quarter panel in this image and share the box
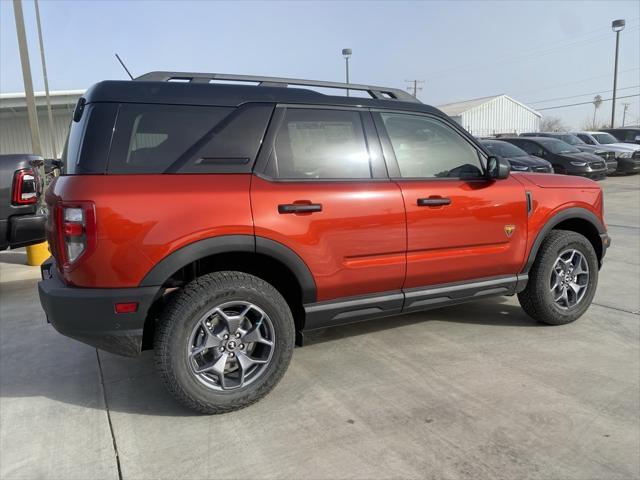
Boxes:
[48,174,253,287]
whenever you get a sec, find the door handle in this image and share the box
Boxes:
[417,197,451,207]
[278,203,323,214]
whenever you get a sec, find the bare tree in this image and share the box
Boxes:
[581,116,609,131]
[539,116,567,132]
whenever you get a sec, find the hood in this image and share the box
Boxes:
[575,144,613,155]
[518,172,600,189]
[504,155,551,167]
[596,143,640,153]
[560,151,603,162]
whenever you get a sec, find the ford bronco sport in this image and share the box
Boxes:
[38,72,610,413]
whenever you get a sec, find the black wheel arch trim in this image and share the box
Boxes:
[139,234,317,304]
[523,207,606,274]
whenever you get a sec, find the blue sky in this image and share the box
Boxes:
[1,0,639,128]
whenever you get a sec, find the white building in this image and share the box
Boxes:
[437,94,541,138]
[0,90,83,158]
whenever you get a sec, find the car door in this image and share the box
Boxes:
[251,106,406,305]
[373,111,528,289]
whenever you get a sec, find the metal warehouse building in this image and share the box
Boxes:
[1,90,541,156]
[0,90,82,158]
[437,94,541,138]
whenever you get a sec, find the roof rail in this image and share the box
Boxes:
[135,71,420,103]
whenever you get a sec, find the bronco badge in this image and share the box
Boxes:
[504,225,516,238]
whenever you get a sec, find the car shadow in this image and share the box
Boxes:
[0,250,28,266]
[304,296,541,346]
[0,295,541,417]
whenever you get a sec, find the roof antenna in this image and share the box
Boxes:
[115,53,134,80]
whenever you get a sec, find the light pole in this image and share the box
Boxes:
[611,19,625,128]
[342,48,352,96]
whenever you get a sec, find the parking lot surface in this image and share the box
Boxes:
[1,175,638,480]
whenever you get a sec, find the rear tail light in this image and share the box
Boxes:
[52,202,96,269]
[12,169,37,205]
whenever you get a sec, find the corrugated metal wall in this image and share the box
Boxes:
[459,96,540,138]
[0,107,72,158]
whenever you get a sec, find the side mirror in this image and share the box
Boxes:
[634,135,640,143]
[487,156,510,180]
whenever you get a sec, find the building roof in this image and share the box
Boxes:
[0,90,84,112]
[437,94,541,118]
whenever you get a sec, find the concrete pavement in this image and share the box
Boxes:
[1,175,638,480]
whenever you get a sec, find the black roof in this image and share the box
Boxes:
[83,71,444,116]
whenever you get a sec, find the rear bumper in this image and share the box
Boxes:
[0,214,46,250]
[37,258,160,357]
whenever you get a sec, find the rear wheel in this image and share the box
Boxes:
[518,230,598,325]
[154,271,295,414]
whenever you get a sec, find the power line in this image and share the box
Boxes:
[514,67,640,96]
[537,94,640,111]
[527,85,640,105]
[426,22,640,80]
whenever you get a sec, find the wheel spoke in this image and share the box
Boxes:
[568,281,581,294]
[195,352,230,388]
[216,305,251,334]
[241,320,274,346]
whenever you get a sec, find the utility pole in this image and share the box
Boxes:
[13,0,42,157]
[622,103,629,126]
[34,0,57,159]
[405,79,425,98]
[611,19,625,128]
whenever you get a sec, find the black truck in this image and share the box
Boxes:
[0,154,48,251]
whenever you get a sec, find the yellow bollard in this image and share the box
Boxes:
[26,241,50,266]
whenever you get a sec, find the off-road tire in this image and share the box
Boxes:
[518,230,598,325]
[154,271,295,414]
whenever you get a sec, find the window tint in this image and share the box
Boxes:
[268,109,372,179]
[576,134,593,145]
[108,104,233,173]
[380,113,482,179]
[514,140,542,156]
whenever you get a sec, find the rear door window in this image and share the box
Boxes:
[266,108,372,179]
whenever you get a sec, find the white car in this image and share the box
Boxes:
[573,131,640,174]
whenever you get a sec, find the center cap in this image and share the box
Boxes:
[227,340,237,351]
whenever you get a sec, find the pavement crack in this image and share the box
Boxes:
[97,350,124,480]
[593,302,639,316]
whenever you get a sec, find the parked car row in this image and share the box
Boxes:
[479,128,640,179]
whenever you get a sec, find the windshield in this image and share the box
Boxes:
[482,140,528,157]
[558,134,585,146]
[543,139,581,154]
[592,133,619,144]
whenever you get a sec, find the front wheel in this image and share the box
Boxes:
[518,230,598,325]
[154,271,295,414]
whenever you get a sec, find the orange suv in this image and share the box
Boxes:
[38,72,610,413]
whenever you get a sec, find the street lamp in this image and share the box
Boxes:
[611,19,625,128]
[342,48,352,96]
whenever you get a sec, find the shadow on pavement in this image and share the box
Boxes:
[0,295,540,417]
[0,250,28,266]
[304,296,540,346]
